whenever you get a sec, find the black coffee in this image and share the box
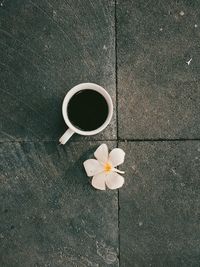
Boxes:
[67,89,109,131]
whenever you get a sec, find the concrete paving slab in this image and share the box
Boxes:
[119,141,200,266]
[0,0,116,141]
[0,141,119,267]
[117,0,200,139]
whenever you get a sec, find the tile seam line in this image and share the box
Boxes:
[0,139,117,143]
[115,0,119,141]
[118,138,200,142]
[1,138,200,143]
[114,0,120,265]
[117,140,121,267]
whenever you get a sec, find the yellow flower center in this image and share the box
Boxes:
[104,162,112,173]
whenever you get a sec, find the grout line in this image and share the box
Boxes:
[0,139,117,143]
[118,138,200,142]
[0,138,200,144]
[117,139,121,266]
[114,0,121,265]
[117,189,120,267]
[115,0,119,141]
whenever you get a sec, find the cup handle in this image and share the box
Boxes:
[59,128,74,145]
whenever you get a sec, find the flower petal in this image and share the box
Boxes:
[108,148,125,167]
[83,159,104,177]
[106,172,124,190]
[91,172,107,190]
[94,144,108,164]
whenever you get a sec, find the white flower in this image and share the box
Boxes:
[83,144,125,190]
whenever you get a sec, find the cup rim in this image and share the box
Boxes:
[62,83,113,136]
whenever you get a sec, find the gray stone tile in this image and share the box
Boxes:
[117,0,200,139]
[0,0,116,141]
[119,141,200,266]
[0,141,119,267]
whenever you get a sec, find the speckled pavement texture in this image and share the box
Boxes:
[0,0,200,266]
[117,0,200,139]
[0,0,116,141]
[0,142,118,266]
[119,141,200,267]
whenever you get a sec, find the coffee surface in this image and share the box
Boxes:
[67,89,109,131]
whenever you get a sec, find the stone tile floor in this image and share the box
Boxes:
[0,1,199,266]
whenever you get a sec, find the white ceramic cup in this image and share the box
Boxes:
[59,83,113,144]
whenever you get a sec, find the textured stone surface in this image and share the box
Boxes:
[119,141,200,266]
[117,0,200,139]
[0,0,116,141]
[1,0,200,266]
[0,141,119,267]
